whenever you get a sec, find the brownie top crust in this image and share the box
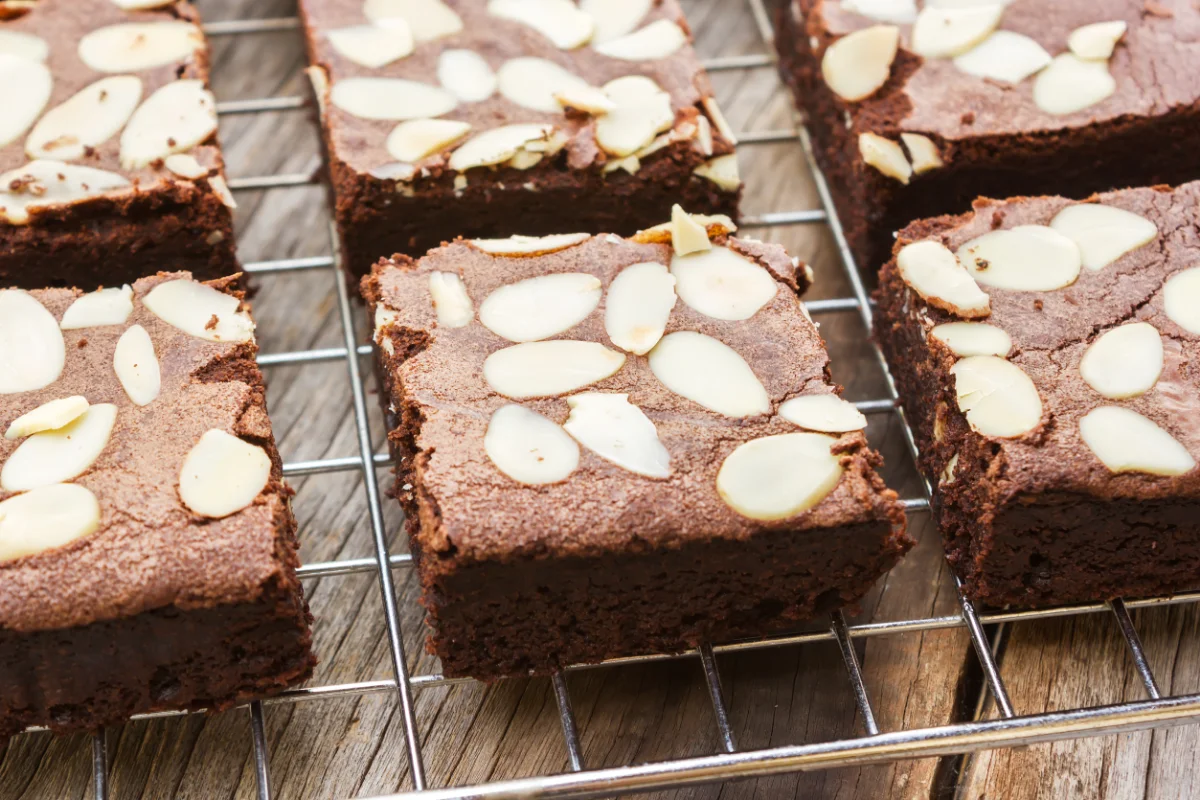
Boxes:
[301,0,739,194]
[885,180,1200,506]
[0,273,293,634]
[366,212,905,567]
[0,0,232,226]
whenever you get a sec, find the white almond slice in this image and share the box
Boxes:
[594,19,686,61]
[470,232,590,256]
[119,80,217,169]
[0,160,130,225]
[554,83,616,115]
[1049,203,1158,271]
[60,285,134,330]
[1165,268,1200,335]
[437,49,497,103]
[113,324,161,406]
[142,279,255,343]
[900,133,943,174]
[5,396,89,440]
[940,452,960,486]
[0,290,64,394]
[448,123,554,171]
[841,0,918,23]
[363,0,464,42]
[484,340,626,398]
[375,307,398,354]
[179,429,272,518]
[695,115,713,156]
[564,392,670,478]
[957,225,1081,291]
[693,154,740,190]
[604,261,676,355]
[488,0,594,49]
[0,30,49,61]
[330,77,458,121]
[648,331,769,417]
[1068,20,1127,61]
[896,240,990,318]
[778,394,868,433]
[1079,406,1195,477]
[496,57,591,113]
[386,119,471,163]
[669,204,712,256]
[0,54,52,149]
[26,76,143,161]
[164,153,208,179]
[582,0,652,42]
[1033,54,1115,116]
[327,22,414,69]
[427,272,474,327]
[1079,322,1162,400]
[910,4,1003,58]
[595,75,674,157]
[820,25,900,102]
[479,273,602,342]
[484,404,579,485]
[78,22,202,73]
[671,245,777,321]
[859,132,911,184]
[717,432,843,521]
[930,321,1012,357]
[702,96,737,146]
[0,404,118,491]
[0,484,101,564]
[635,213,737,244]
[950,355,1042,438]
[952,31,1051,84]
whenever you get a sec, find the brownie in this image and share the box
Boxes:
[874,180,1200,609]
[775,0,1200,273]
[299,0,743,279]
[0,273,314,739]
[0,0,238,290]
[363,209,911,679]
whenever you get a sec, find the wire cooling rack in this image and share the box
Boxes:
[30,0,1200,798]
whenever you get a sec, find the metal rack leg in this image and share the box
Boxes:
[249,702,273,800]
[91,731,108,800]
[698,644,738,753]
[1111,598,1162,699]
[551,674,586,772]
[830,611,880,736]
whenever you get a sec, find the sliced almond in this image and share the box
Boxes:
[26,75,142,161]
[488,0,594,49]
[930,321,1012,357]
[330,77,458,121]
[448,124,554,171]
[1068,20,1127,60]
[1033,54,1115,116]
[634,213,737,245]
[427,271,473,328]
[469,232,590,255]
[820,25,899,102]
[78,21,202,73]
[1165,268,1200,335]
[940,452,960,486]
[554,83,617,115]
[595,75,674,157]
[484,404,579,485]
[695,114,713,156]
[564,392,670,478]
[113,324,161,406]
[581,0,651,42]
[1079,322,1162,400]
[896,240,990,318]
[648,331,769,417]
[179,429,272,518]
[605,261,676,355]
[717,433,843,520]
[778,394,868,433]
[668,204,712,256]
[702,96,737,146]
[693,154,740,191]
[0,289,64,394]
[841,0,918,23]
[0,30,49,61]
[437,49,497,103]
[1,403,118,491]
[386,119,471,162]
[671,245,777,321]
[952,31,1051,83]
[0,484,101,564]
[327,22,414,69]
[496,57,591,113]
[479,273,602,342]
[1049,203,1157,271]
[0,160,130,225]
[484,340,626,398]
[957,225,1081,291]
[60,285,134,330]
[142,279,255,343]
[5,396,89,440]
[119,80,217,169]
[950,355,1042,438]
[900,133,943,174]
[0,54,52,149]
[594,19,686,61]
[363,0,464,42]
[859,133,911,184]
[208,175,236,209]
[1079,406,1195,477]
[164,153,208,179]
[910,4,1003,58]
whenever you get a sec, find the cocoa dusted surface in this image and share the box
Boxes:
[776,0,1200,272]
[0,273,313,738]
[364,233,910,678]
[873,181,1200,608]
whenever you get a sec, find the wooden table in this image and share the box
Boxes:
[4,1,1200,797]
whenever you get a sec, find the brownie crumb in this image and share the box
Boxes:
[205,314,219,331]
[77,338,88,348]
[960,111,975,125]
[1033,299,1044,311]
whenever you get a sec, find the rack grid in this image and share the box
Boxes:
[23,1,1200,797]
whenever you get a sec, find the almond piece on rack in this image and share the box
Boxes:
[900,133,943,174]
[1165,268,1200,335]
[0,160,130,225]
[1079,322,1162,400]
[581,0,651,42]
[564,392,671,478]
[717,433,843,520]
[0,484,101,564]
[1,403,118,491]
[448,124,554,171]
[554,83,616,115]
[497,57,592,113]
[26,76,143,161]
[0,30,49,61]
[484,404,579,485]
[386,119,471,162]
[841,0,917,23]
[952,31,1051,83]
[910,4,1003,58]
[693,154,740,190]
[363,0,464,42]
[1033,54,1115,116]
[330,77,458,121]
[930,321,1012,357]
[78,21,202,72]
[142,279,255,343]
[327,22,414,69]
[896,240,990,318]
[0,54,52,149]
[604,261,676,355]
[1049,203,1157,271]
[671,245,777,321]
[957,225,1081,291]
[1079,406,1195,477]
[437,49,497,103]
[859,133,912,184]
[59,285,134,330]
[119,80,217,169]
[113,324,161,406]
[479,273,602,342]
[427,271,474,327]
[484,341,626,399]
[179,429,272,518]
[0,289,65,394]
[469,232,590,256]
[648,331,769,417]
[950,355,1042,438]
[5,396,89,440]
[1068,20,1126,60]
[488,0,594,49]
[778,394,868,433]
[594,19,686,61]
[595,75,674,157]
[820,25,899,102]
